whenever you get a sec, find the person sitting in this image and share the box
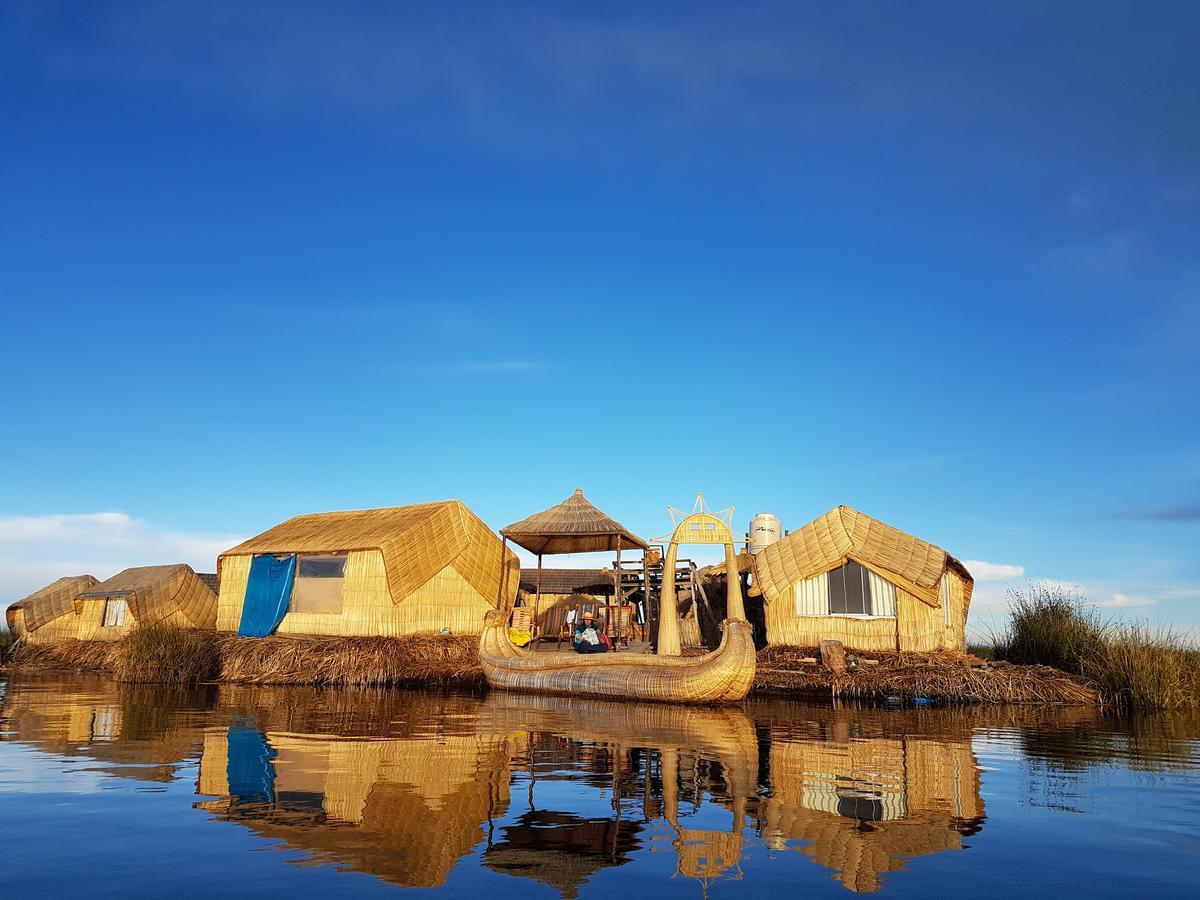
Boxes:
[572,610,609,654]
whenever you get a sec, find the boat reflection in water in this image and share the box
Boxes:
[183,687,986,894]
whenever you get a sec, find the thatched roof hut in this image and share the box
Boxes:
[217,500,519,638]
[501,488,648,555]
[6,574,99,641]
[502,489,648,624]
[73,564,219,641]
[749,506,973,652]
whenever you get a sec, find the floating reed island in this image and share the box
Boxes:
[5,492,1194,708]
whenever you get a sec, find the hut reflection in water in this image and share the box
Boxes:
[3,677,994,894]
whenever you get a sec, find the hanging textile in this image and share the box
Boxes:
[237,554,297,638]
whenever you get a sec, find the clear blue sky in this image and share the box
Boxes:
[2,2,1197,635]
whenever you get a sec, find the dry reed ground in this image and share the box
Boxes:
[215,633,484,687]
[755,645,1101,705]
[10,628,1101,704]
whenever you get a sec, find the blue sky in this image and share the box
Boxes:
[2,2,1197,635]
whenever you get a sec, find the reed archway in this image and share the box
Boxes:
[654,494,745,657]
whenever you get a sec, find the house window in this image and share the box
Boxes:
[290,553,348,614]
[794,562,898,618]
[828,561,872,615]
[101,598,128,627]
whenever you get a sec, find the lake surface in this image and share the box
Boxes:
[1,674,1198,898]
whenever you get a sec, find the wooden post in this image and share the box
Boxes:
[613,544,622,645]
[820,639,847,675]
[534,553,543,641]
[642,547,652,644]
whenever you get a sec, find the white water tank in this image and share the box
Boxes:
[747,513,782,554]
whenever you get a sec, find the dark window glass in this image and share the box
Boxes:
[298,556,347,578]
[827,561,873,615]
[836,789,885,821]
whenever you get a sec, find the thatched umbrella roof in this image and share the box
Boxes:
[501,489,648,555]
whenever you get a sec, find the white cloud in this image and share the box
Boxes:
[1097,592,1156,609]
[961,559,1025,582]
[0,512,243,607]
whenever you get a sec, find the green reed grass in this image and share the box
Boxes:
[994,585,1200,710]
[114,624,219,684]
[0,626,17,661]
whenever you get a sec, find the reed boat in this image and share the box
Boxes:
[478,612,757,705]
[487,491,755,705]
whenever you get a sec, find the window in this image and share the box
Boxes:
[793,562,897,618]
[101,597,128,627]
[290,553,348,614]
[829,561,871,615]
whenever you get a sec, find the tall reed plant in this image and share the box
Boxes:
[0,626,17,661]
[994,585,1200,709]
[115,624,219,684]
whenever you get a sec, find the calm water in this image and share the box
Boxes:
[1,675,1198,898]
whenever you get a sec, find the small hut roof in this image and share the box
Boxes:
[502,489,648,555]
[6,574,100,633]
[750,506,972,605]
[76,564,218,628]
[518,568,614,596]
[220,501,518,608]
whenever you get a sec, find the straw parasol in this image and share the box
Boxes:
[500,489,649,638]
[501,489,647,555]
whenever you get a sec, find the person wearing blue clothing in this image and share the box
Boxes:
[572,610,609,654]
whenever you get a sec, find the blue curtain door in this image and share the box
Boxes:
[237,554,297,638]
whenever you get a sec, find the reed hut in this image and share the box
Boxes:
[71,564,219,640]
[5,575,99,644]
[501,488,649,628]
[216,501,519,638]
[750,506,973,652]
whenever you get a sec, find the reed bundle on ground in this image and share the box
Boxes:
[11,638,121,673]
[754,644,1101,705]
[215,633,484,687]
[992,585,1200,710]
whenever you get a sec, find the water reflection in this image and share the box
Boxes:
[2,675,1198,897]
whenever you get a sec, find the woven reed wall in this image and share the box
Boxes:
[680,605,703,649]
[15,609,83,644]
[764,593,900,650]
[940,570,972,651]
[764,567,972,652]
[7,607,27,639]
[526,593,577,629]
[219,549,496,636]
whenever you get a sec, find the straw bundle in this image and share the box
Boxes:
[11,638,121,673]
[754,645,1100,704]
[216,633,485,687]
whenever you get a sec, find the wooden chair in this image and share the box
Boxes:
[605,604,635,649]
